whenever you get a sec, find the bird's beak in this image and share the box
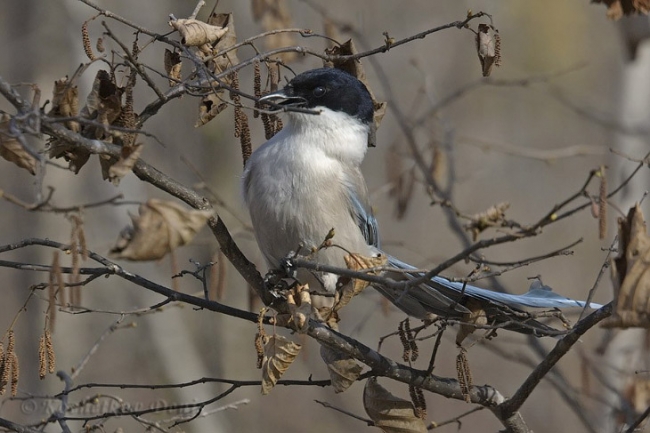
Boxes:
[258,88,307,109]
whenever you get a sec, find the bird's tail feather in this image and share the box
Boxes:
[367,255,604,337]
[387,256,601,309]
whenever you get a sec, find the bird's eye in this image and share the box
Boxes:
[312,86,327,97]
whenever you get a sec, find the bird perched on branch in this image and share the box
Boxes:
[243,67,598,336]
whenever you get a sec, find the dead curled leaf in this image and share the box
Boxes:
[48,76,80,133]
[455,299,488,346]
[602,203,650,328]
[320,345,362,393]
[105,143,143,185]
[195,13,239,127]
[83,70,122,135]
[592,0,650,19]
[475,23,501,77]
[110,199,213,261]
[363,377,427,433]
[164,49,182,87]
[169,17,228,47]
[261,334,301,395]
[0,114,37,175]
[336,253,388,311]
[48,70,121,174]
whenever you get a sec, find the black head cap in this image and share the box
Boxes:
[270,68,375,125]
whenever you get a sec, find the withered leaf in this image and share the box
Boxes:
[164,49,182,87]
[196,95,229,127]
[169,18,228,47]
[208,12,239,63]
[251,0,297,62]
[195,13,239,127]
[49,76,80,133]
[110,199,213,261]
[0,115,37,175]
[48,140,90,174]
[476,24,501,77]
[324,40,386,147]
[261,334,301,395]
[82,70,122,139]
[320,345,362,393]
[592,0,650,20]
[456,299,488,345]
[47,74,93,173]
[336,253,388,311]
[602,204,650,328]
[363,378,427,433]
[105,143,143,185]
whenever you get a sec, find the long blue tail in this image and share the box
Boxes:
[370,255,601,333]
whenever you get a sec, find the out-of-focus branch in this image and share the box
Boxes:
[498,303,613,419]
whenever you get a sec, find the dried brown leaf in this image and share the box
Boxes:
[0,114,37,175]
[592,0,650,19]
[83,70,122,134]
[324,40,386,146]
[363,377,427,433]
[169,18,228,46]
[456,299,488,345]
[261,334,301,395]
[196,96,229,126]
[602,204,650,328]
[110,199,212,261]
[206,12,239,72]
[476,24,501,77]
[194,13,239,127]
[105,143,143,185]
[336,253,387,311]
[320,345,362,393]
[49,76,80,132]
[50,70,120,173]
[47,141,90,174]
[164,49,182,87]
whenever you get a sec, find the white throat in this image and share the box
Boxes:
[284,107,370,166]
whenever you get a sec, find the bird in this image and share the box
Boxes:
[242,67,598,335]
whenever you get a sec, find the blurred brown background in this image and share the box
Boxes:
[1,0,649,432]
